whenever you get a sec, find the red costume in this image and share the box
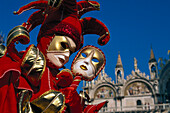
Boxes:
[0,0,110,112]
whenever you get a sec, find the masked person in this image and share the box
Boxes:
[0,0,110,112]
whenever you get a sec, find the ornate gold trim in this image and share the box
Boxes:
[8,25,29,36]
[38,51,46,80]
[0,44,7,58]
[21,45,46,86]
[21,44,34,67]
[7,34,29,46]
[7,25,30,46]
[73,79,81,82]
[18,90,32,113]
[31,90,65,113]
[48,0,63,8]
[88,1,100,10]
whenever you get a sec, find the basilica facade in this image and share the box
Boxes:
[83,48,170,112]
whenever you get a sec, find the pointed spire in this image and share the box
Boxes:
[134,57,138,70]
[116,51,123,68]
[149,46,156,63]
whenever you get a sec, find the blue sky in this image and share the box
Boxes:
[0,0,170,91]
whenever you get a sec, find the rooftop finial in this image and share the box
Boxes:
[116,51,123,68]
[149,46,156,63]
[134,57,138,70]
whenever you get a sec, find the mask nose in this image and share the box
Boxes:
[87,50,95,60]
[84,61,89,65]
[83,50,95,64]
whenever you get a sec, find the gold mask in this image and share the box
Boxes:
[48,35,76,53]
[47,35,76,68]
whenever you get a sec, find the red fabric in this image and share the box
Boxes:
[57,70,73,88]
[59,75,82,113]
[80,17,110,46]
[77,1,100,19]
[70,76,81,89]
[30,67,57,101]
[22,10,45,32]
[13,1,48,15]
[60,87,82,113]
[17,76,33,92]
[0,56,21,113]
[83,101,108,113]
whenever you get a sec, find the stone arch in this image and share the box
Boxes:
[91,82,117,109]
[122,78,157,103]
[92,82,117,99]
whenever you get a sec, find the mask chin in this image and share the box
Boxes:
[47,52,68,68]
[72,59,95,79]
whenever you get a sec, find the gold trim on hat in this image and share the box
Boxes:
[7,25,30,46]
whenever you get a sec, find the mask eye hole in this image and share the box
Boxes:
[92,58,99,63]
[61,42,69,49]
[81,53,87,58]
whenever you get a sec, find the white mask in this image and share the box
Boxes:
[72,50,96,78]
[71,46,106,81]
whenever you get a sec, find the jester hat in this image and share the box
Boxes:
[7,0,110,64]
